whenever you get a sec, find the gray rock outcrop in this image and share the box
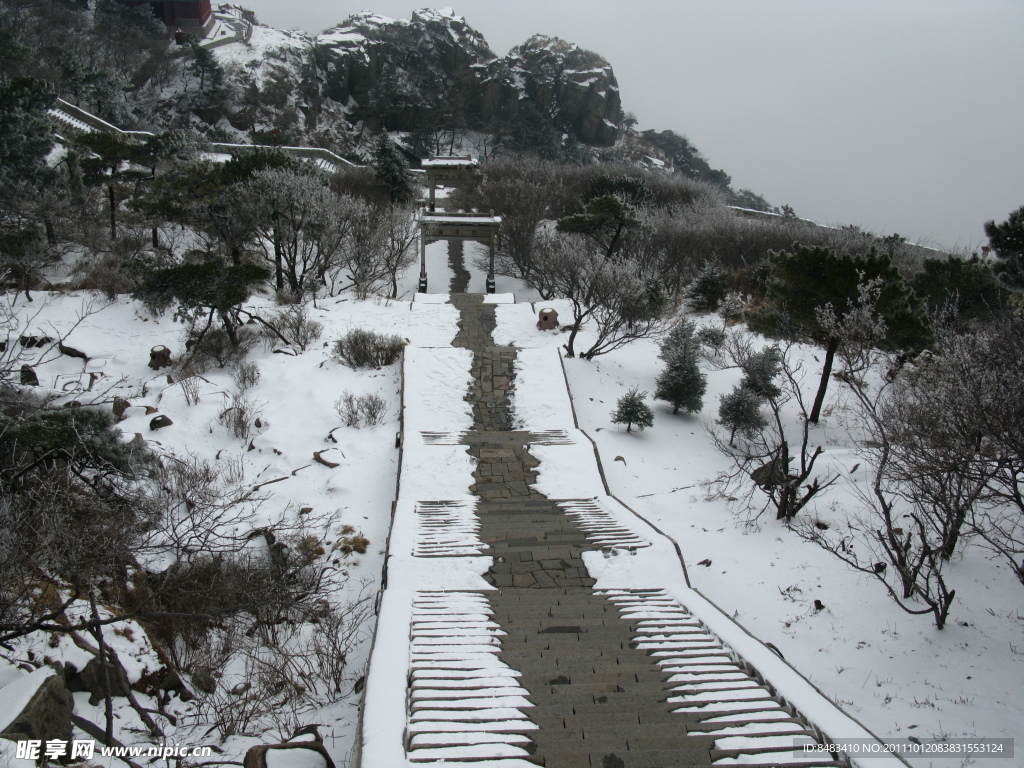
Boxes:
[313,9,620,146]
[0,669,74,744]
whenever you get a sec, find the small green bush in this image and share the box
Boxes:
[696,325,727,350]
[611,386,654,433]
[685,260,728,312]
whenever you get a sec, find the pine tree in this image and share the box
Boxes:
[372,134,415,204]
[504,102,561,160]
[739,346,783,401]
[611,387,654,433]
[134,260,270,347]
[748,245,928,423]
[685,260,728,311]
[911,256,1005,321]
[556,195,641,260]
[655,352,706,415]
[659,319,698,361]
[655,320,706,414]
[984,206,1024,289]
[717,385,766,446]
[0,78,56,190]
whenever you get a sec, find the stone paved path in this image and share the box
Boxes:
[365,293,871,768]
[448,241,471,293]
[450,294,716,767]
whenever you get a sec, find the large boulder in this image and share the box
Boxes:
[67,657,130,706]
[0,668,74,743]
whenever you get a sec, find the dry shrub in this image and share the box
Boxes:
[218,390,262,440]
[261,305,323,351]
[333,391,389,428]
[334,525,369,556]
[333,329,404,369]
[230,360,261,391]
[187,326,258,371]
[179,375,201,406]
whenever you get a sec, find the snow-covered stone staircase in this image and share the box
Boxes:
[360,293,905,768]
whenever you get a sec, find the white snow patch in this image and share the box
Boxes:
[511,347,575,431]
[528,440,605,498]
[264,749,328,768]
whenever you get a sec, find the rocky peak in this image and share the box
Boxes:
[504,34,621,145]
[313,9,620,146]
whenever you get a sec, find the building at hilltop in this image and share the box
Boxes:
[118,0,214,37]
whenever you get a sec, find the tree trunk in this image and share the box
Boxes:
[108,184,117,240]
[273,236,283,291]
[605,222,624,260]
[941,510,967,560]
[220,310,240,347]
[809,336,839,424]
[934,589,954,629]
[563,323,580,358]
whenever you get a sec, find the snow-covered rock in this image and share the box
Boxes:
[312,10,620,146]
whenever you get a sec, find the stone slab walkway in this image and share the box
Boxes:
[361,293,905,768]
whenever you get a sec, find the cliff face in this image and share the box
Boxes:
[314,10,496,122]
[312,9,621,146]
[504,35,620,146]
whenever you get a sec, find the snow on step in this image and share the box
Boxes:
[676,700,790,715]
[716,735,813,750]
[702,710,800,723]
[414,627,506,637]
[413,500,487,556]
[528,429,576,445]
[408,720,537,734]
[558,497,650,549]
[411,695,533,708]
[411,677,522,689]
[599,589,845,767]
[412,667,518,679]
[407,591,537,763]
[410,708,532,721]
[413,691,532,705]
[410,733,533,747]
[696,722,808,737]
[670,688,777,703]
[420,430,468,445]
[412,656,508,669]
[414,635,501,646]
[407,743,534,761]
[712,752,841,766]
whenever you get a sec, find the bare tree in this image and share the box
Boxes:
[705,329,839,523]
[795,281,961,627]
[528,232,668,359]
[375,204,417,299]
[232,168,354,298]
[888,317,1024,584]
[456,156,568,287]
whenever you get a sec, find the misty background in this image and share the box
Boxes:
[237,0,1023,252]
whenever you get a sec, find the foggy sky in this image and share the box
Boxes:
[237,0,1024,252]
